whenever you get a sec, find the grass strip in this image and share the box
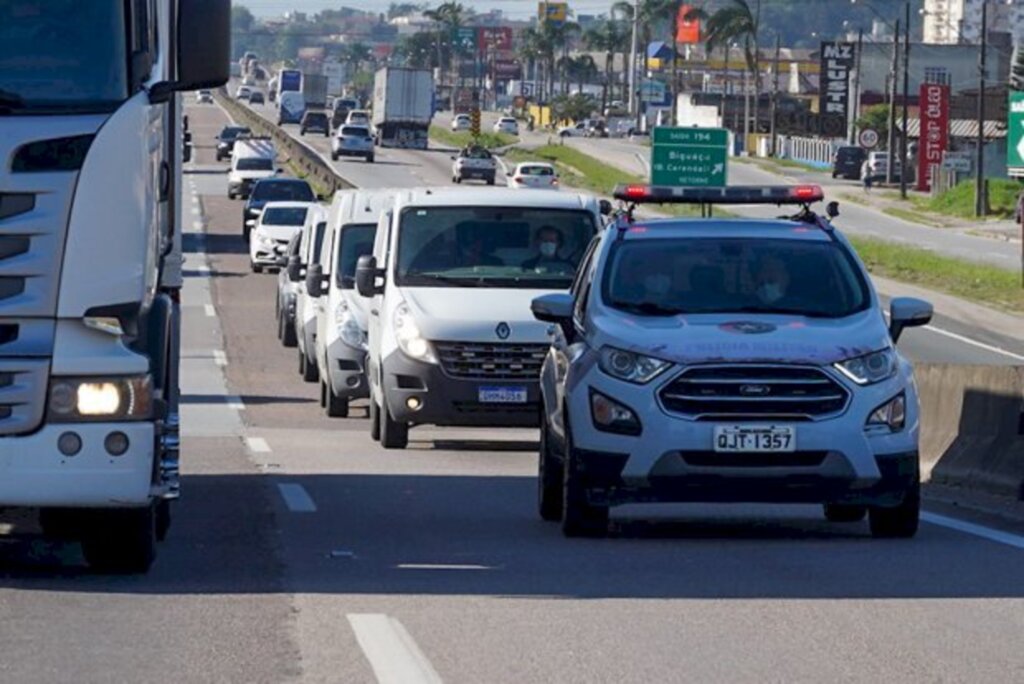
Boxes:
[738,156,826,175]
[429,125,517,150]
[849,236,1024,313]
[918,178,1022,220]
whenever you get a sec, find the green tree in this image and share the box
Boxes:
[856,104,890,143]
[611,1,676,113]
[394,31,438,68]
[584,21,627,112]
[424,3,466,92]
[232,5,255,32]
[388,3,425,19]
[552,93,598,123]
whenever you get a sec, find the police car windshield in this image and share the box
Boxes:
[396,207,596,289]
[604,237,871,318]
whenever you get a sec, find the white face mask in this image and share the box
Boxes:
[757,282,784,303]
[539,241,558,258]
[644,274,672,295]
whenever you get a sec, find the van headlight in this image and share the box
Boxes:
[834,348,897,385]
[335,301,367,350]
[598,347,669,384]
[394,302,436,363]
[48,376,153,422]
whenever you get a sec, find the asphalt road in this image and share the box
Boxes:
[5,97,1023,683]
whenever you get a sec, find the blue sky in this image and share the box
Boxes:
[239,0,618,21]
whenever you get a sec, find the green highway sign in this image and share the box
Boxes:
[651,127,729,187]
[1008,92,1024,172]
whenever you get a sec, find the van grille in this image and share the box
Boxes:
[659,365,849,421]
[436,342,548,380]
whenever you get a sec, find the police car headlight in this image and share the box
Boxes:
[835,348,897,385]
[48,376,153,422]
[394,302,437,363]
[598,347,670,384]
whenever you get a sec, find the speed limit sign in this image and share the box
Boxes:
[858,128,880,149]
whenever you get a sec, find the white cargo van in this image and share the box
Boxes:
[307,189,396,417]
[293,205,329,382]
[356,188,607,448]
[228,138,276,199]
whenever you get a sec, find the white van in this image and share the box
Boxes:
[292,204,329,383]
[356,188,606,448]
[228,138,276,199]
[278,91,306,125]
[307,189,396,417]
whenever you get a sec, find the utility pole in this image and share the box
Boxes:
[743,60,751,154]
[975,1,988,217]
[770,33,781,157]
[849,28,863,145]
[886,18,900,186]
[899,1,910,199]
[627,2,639,127]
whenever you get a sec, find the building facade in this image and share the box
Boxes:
[922,0,1022,45]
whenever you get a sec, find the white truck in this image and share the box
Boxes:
[372,67,434,149]
[0,0,229,572]
[301,73,329,111]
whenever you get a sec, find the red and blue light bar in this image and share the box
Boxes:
[613,184,825,206]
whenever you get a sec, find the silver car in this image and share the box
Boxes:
[331,125,375,163]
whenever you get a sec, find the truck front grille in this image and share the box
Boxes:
[436,341,548,380]
[0,359,49,436]
[659,365,849,421]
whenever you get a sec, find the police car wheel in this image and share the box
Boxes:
[869,480,920,538]
[561,415,609,538]
[538,416,563,522]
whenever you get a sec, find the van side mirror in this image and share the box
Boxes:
[287,255,303,283]
[889,297,932,343]
[355,255,385,297]
[305,263,325,297]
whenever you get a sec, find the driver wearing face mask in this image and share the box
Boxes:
[522,226,574,273]
[753,256,791,305]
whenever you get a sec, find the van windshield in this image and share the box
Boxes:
[335,224,376,289]
[396,207,596,289]
[0,0,128,113]
[237,158,273,171]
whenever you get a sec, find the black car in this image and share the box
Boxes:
[832,145,867,180]
[330,97,360,130]
[300,111,330,136]
[249,91,265,105]
[242,177,316,240]
[215,126,252,161]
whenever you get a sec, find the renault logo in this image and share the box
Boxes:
[739,384,771,396]
[495,322,511,340]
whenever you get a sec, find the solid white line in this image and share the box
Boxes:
[212,350,227,366]
[922,512,1024,551]
[225,395,244,410]
[277,483,317,513]
[204,304,216,317]
[921,324,1024,362]
[396,563,491,571]
[245,436,271,453]
[347,614,443,684]
[191,207,202,217]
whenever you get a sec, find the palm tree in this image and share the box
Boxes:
[341,42,373,75]
[584,20,627,113]
[424,2,466,91]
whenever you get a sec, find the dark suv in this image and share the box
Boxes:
[215,126,252,161]
[300,111,330,137]
[832,146,867,180]
[242,177,316,240]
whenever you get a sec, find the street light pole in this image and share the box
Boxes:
[849,27,863,145]
[771,33,781,157]
[975,1,988,217]
[627,2,639,121]
[899,1,910,199]
[886,17,900,185]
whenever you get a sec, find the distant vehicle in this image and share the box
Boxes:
[301,72,329,110]
[235,85,252,100]
[215,125,252,161]
[493,117,519,136]
[331,97,361,130]
[451,113,471,132]
[249,202,315,273]
[332,125,375,162]
[508,162,558,190]
[241,75,255,87]
[452,145,497,184]
[248,90,265,105]
[861,151,901,184]
[346,110,371,127]
[832,146,867,180]
[242,177,316,239]
[373,67,434,149]
[268,76,279,103]
[197,89,214,104]
[276,233,303,347]
[277,68,302,95]
[278,91,306,125]
[300,110,330,136]
[227,138,276,200]
[558,121,588,137]
[584,120,608,138]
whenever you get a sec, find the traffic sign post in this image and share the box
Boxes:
[858,128,880,149]
[651,127,729,187]
[470,108,481,137]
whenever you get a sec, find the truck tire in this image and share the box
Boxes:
[487,176,495,186]
[81,504,158,574]
[538,417,563,522]
[869,480,920,538]
[156,500,172,542]
[824,504,867,523]
[561,415,609,537]
[380,390,408,449]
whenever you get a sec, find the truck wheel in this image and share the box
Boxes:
[369,399,382,441]
[869,480,920,538]
[156,500,172,542]
[81,505,158,574]
[325,383,350,418]
[538,417,563,522]
[380,390,408,449]
[299,349,319,383]
[561,416,609,538]
[824,504,867,523]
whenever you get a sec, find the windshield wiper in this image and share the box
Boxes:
[611,301,686,316]
[411,273,486,287]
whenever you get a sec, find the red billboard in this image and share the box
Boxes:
[478,26,513,54]
[492,60,522,80]
[676,5,701,44]
[917,83,949,192]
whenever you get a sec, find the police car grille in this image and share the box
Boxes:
[659,365,849,420]
[436,342,548,380]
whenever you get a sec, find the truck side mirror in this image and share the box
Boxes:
[287,255,303,283]
[176,0,230,91]
[889,297,932,343]
[305,263,325,297]
[355,255,385,297]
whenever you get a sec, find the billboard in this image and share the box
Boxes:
[478,26,513,54]
[676,5,700,44]
[538,1,568,25]
[493,60,522,80]
[917,83,950,192]
[818,41,855,138]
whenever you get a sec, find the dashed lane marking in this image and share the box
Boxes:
[922,512,1024,551]
[245,436,271,453]
[204,304,216,317]
[277,483,316,513]
[212,350,227,366]
[347,614,443,684]
[225,395,244,410]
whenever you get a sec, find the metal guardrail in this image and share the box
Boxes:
[215,89,353,195]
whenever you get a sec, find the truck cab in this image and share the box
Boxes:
[0,0,229,572]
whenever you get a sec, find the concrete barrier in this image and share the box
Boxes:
[917,364,1024,500]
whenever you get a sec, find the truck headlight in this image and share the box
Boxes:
[394,302,436,363]
[835,348,897,385]
[48,376,153,423]
[598,346,669,384]
[866,393,906,431]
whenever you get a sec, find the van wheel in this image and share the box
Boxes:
[332,152,338,161]
[869,480,920,538]
[252,263,263,274]
[538,416,563,522]
[325,383,350,418]
[299,350,319,383]
[561,416,609,537]
[81,504,158,574]
[281,315,297,348]
[380,391,408,449]
[824,504,867,523]
[369,399,382,441]
[228,191,236,200]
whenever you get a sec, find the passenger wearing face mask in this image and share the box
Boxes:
[753,256,792,306]
[522,226,574,274]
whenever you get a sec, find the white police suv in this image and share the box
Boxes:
[531,184,933,538]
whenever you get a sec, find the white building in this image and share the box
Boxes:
[922,0,1022,44]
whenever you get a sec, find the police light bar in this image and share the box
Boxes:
[613,184,825,205]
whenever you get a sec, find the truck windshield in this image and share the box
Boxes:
[0,0,128,113]
[396,207,596,289]
[603,237,871,319]
[336,225,376,289]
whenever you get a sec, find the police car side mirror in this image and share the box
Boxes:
[826,201,840,219]
[889,297,932,343]
[531,293,573,325]
[355,255,385,297]
[599,199,613,216]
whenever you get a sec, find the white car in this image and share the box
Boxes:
[249,201,315,273]
[355,188,607,449]
[293,205,330,383]
[345,110,371,127]
[331,124,375,162]
[557,121,588,137]
[227,138,277,200]
[451,113,471,132]
[508,162,558,190]
[197,90,214,104]
[493,117,519,136]
[235,85,252,100]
